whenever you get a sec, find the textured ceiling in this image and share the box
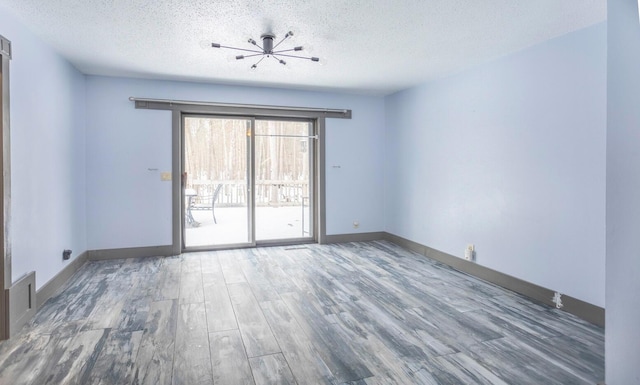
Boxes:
[0,0,606,95]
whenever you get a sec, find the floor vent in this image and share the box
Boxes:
[283,247,309,251]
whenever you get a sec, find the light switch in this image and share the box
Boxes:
[161,172,172,181]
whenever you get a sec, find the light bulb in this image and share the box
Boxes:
[227,54,245,62]
[287,27,302,39]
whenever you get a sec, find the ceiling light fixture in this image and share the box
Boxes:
[204,31,321,70]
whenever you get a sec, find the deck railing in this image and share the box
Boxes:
[188,180,309,207]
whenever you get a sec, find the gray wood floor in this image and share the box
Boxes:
[0,241,604,384]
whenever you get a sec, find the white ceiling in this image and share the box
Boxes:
[0,0,606,95]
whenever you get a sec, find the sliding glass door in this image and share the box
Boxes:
[183,116,252,248]
[255,119,314,241]
[182,115,314,250]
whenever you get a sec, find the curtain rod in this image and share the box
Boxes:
[128,97,351,117]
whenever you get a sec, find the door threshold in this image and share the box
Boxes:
[183,238,316,253]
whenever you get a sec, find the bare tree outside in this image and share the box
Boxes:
[184,117,310,207]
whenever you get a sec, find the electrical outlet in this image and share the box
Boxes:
[464,244,475,261]
[552,292,564,309]
[161,172,172,181]
[353,220,359,229]
[62,249,72,261]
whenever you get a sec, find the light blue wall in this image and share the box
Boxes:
[85,76,385,250]
[0,5,87,289]
[606,0,640,383]
[384,23,606,307]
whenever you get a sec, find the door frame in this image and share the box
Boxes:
[1,34,12,340]
[179,113,319,252]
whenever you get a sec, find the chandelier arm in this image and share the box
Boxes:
[251,56,267,68]
[239,53,265,59]
[271,33,292,51]
[217,45,264,54]
[272,48,301,54]
[247,39,265,51]
[270,54,287,65]
[273,53,319,60]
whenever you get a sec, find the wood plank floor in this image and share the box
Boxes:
[0,241,604,384]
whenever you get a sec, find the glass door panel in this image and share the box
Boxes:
[183,116,252,248]
[255,119,313,241]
